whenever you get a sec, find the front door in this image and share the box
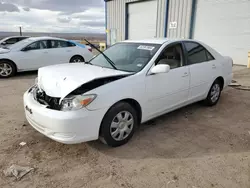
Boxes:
[144,43,190,119]
[16,40,50,70]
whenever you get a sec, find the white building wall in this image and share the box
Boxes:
[106,0,167,45]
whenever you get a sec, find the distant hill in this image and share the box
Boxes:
[0,31,106,41]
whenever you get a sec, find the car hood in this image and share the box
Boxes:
[0,47,10,54]
[37,63,130,101]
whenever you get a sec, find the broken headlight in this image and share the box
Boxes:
[61,94,97,111]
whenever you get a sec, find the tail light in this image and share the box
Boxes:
[88,48,92,52]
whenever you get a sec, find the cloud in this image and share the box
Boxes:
[80,20,105,27]
[57,16,72,23]
[22,7,29,11]
[0,6,105,33]
[0,0,105,33]
[0,2,20,12]
[4,0,104,13]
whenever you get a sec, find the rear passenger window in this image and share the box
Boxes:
[184,42,214,65]
[50,40,76,48]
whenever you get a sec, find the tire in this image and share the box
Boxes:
[69,55,85,63]
[100,102,138,147]
[0,60,16,78]
[204,80,222,106]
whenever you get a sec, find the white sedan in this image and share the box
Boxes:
[0,37,93,78]
[23,39,233,147]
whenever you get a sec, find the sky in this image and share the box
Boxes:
[0,0,105,33]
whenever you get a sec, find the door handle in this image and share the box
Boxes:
[43,51,48,54]
[182,72,189,77]
[66,50,71,52]
[212,64,216,69]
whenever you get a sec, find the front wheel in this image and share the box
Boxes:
[204,80,222,106]
[100,102,138,147]
[0,61,16,78]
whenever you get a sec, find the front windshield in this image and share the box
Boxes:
[90,42,161,72]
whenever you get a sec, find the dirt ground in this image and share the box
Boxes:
[0,71,250,188]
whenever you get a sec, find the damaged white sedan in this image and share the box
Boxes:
[23,39,233,147]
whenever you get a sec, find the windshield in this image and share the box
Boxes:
[90,42,161,72]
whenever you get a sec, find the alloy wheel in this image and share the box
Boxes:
[0,63,12,77]
[210,83,220,103]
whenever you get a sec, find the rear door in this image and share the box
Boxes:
[48,40,77,64]
[183,41,219,100]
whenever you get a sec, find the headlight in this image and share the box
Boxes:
[61,94,97,111]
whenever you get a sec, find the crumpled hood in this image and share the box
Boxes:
[37,63,130,101]
[0,48,10,54]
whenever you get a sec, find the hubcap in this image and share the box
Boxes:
[210,83,220,103]
[0,63,12,76]
[110,111,134,141]
[73,58,82,63]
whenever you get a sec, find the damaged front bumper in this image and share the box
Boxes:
[23,88,107,144]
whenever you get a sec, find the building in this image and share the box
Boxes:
[104,0,250,66]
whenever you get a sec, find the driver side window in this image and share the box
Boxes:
[156,43,184,69]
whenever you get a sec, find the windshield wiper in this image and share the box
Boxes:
[84,39,117,70]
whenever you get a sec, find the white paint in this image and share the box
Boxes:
[193,0,250,65]
[128,0,158,39]
[23,39,233,145]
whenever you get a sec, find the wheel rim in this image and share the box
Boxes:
[110,111,134,141]
[210,83,220,103]
[73,58,82,63]
[0,63,12,77]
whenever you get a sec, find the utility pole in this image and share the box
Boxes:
[19,27,22,36]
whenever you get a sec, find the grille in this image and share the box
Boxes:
[33,87,61,110]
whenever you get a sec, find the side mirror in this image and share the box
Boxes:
[1,42,6,45]
[150,64,170,74]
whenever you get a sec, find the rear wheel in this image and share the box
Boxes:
[100,102,138,147]
[204,80,222,106]
[70,55,85,63]
[0,60,16,78]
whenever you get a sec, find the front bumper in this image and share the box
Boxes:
[23,90,107,144]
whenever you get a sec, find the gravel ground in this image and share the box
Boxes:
[0,71,250,188]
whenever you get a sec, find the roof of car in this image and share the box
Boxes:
[121,38,198,44]
[6,36,30,38]
[27,36,67,41]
